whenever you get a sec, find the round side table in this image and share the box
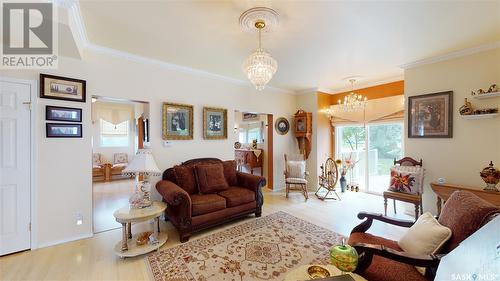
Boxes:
[113,201,167,258]
[284,264,366,281]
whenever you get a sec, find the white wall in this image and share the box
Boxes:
[296,92,319,190]
[404,48,500,214]
[2,49,298,247]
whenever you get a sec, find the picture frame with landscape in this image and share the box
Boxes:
[46,106,82,122]
[40,74,86,103]
[162,102,193,140]
[203,107,227,139]
[46,123,82,138]
[408,91,453,138]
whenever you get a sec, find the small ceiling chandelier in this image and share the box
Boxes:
[240,7,279,91]
[336,79,368,112]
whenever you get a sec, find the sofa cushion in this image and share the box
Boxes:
[173,165,198,194]
[191,194,226,216]
[222,160,238,186]
[438,190,500,253]
[348,232,427,281]
[195,163,229,194]
[218,187,255,208]
[398,212,451,255]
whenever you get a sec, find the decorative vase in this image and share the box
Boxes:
[340,176,346,193]
[480,161,500,192]
[330,240,358,274]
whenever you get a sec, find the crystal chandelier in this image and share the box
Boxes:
[242,18,278,91]
[336,79,368,112]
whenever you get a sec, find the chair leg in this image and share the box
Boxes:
[384,197,388,216]
[393,199,397,214]
[285,183,289,198]
[414,203,419,220]
[420,201,423,215]
[303,184,308,200]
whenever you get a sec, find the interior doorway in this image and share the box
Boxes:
[91,96,150,233]
[233,111,274,189]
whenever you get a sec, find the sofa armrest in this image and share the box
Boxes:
[351,212,415,234]
[156,180,192,218]
[353,243,443,274]
[236,172,266,192]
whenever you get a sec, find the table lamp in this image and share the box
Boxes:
[122,149,161,208]
[330,239,359,274]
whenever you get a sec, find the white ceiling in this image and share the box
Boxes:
[78,0,500,92]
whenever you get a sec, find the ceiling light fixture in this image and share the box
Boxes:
[336,79,368,112]
[240,7,279,91]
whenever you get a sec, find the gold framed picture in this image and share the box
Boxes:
[275,117,290,135]
[408,91,453,138]
[203,107,227,140]
[162,102,193,140]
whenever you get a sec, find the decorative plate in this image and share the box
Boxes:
[234,141,242,149]
[275,117,290,135]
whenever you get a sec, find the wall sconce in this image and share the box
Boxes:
[234,126,238,133]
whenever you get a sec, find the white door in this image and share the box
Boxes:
[0,79,32,255]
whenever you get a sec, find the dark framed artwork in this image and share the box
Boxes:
[203,107,227,139]
[242,112,259,121]
[46,106,82,122]
[408,91,453,138]
[162,102,193,140]
[40,74,86,103]
[46,123,82,138]
[275,117,290,135]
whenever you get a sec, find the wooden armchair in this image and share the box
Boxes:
[284,154,309,200]
[383,157,423,220]
[348,191,500,281]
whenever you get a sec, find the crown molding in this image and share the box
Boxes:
[400,41,500,69]
[318,74,404,95]
[56,0,293,95]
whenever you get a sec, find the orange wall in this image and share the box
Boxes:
[324,80,404,105]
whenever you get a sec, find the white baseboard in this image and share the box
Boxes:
[35,233,93,249]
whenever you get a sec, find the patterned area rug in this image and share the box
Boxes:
[146,211,344,281]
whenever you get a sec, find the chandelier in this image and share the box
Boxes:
[240,7,279,91]
[336,79,367,112]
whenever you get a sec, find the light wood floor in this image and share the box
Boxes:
[93,180,135,233]
[0,189,412,281]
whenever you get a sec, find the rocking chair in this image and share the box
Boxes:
[315,158,341,200]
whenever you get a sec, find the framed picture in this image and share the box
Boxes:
[408,91,453,138]
[203,107,227,139]
[162,102,193,140]
[46,123,82,138]
[40,74,86,103]
[275,117,290,135]
[242,112,259,121]
[46,106,82,122]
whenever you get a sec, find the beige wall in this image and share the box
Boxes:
[2,50,298,247]
[404,48,500,214]
[296,92,319,190]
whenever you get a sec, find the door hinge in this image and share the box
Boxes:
[28,222,31,232]
[22,101,32,110]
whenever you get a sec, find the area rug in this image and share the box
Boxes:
[146,211,344,281]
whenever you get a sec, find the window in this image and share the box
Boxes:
[100,119,130,147]
[238,125,263,144]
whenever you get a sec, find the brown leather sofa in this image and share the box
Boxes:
[156,158,265,242]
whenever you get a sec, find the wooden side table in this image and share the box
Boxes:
[430,182,500,215]
[113,201,167,258]
[284,264,366,281]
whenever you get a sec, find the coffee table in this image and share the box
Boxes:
[284,264,366,281]
[113,201,167,258]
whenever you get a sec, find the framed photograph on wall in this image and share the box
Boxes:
[408,91,453,138]
[46,106,82,122]
[162,102,193,140]
[242,112,259,121]
[46,123,82,138]
[275,117,290,135]
[40,74,86,103]
[203,107,227,139]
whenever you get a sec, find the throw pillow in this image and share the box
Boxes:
[388,167,420,195]
[287,161,305,179]
[173,165,198,194]
[222,160,238,186]
[398,212,452,255]
[92,153,102,166]
[114,153,128,164]
[195,163,229,194]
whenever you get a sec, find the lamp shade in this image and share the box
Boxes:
[122,149,161,176]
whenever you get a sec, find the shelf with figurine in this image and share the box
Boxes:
[459,98,498,119]
[471,84,499,99]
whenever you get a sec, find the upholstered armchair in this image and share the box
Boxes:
[284,154,309,200]
[348,191,500,281]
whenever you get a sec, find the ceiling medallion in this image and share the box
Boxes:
[240,7,279,91]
